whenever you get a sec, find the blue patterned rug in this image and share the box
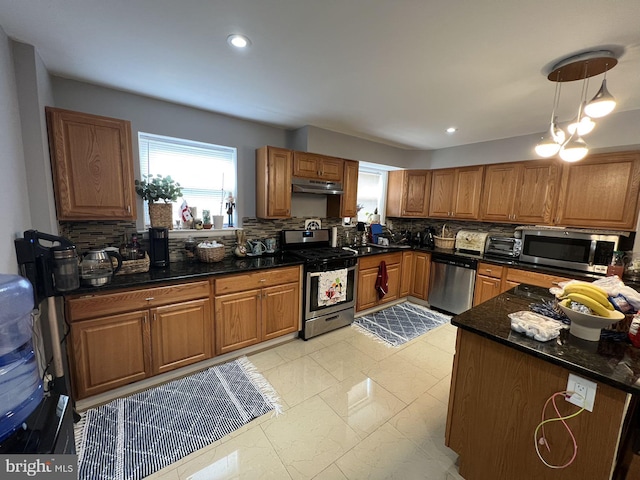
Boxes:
[75,357,281,480]
[354,302,451,346]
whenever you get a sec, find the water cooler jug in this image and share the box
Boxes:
[0,274,43,442]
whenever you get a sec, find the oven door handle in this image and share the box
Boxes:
[307,266,356,278]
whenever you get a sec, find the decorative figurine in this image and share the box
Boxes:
[225,193,235,228]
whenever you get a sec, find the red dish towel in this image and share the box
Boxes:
[375,261,388,299]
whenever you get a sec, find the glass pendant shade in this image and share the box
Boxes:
[559,135,589,162]
[550,117,566,144]
[535,132,561,158]
[584,79,616,118]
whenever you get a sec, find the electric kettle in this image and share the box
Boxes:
[80,249,123,286]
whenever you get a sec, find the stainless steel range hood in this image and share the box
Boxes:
[292,177,344,195]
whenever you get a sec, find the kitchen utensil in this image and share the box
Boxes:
[80,249,123,286]
[247,240,266,256]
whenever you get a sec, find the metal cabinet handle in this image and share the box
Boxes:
[259,278,266,282]
[145,297,155,301]
[486,269,492,273]
[127,205,131,213]
[153,313,157,322]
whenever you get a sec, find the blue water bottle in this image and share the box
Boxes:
[0,274,43,442]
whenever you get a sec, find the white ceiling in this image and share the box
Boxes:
[1,0,639,150]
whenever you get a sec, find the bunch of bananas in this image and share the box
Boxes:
[558,282,614,317]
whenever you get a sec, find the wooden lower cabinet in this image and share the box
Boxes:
[70,310,151,399]
[504,267,571,289]
[214,266,302,355]
[66,280,212,400]
[356,253,402,311]
[151,298,212,375]
[410,251,431,299]
[399,251,413,298]
[473,275,502,306]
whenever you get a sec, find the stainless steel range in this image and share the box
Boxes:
[281,229,358,340]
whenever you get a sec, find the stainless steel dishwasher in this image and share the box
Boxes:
[428,252,478,315]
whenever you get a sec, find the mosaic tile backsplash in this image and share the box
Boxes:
[58,217,519,265]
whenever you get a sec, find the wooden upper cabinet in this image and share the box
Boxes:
[256,146,292,219]
[327,159,359,218]
[46,107,136,221]
[429,166,484,219]
[555,151,640,230]
[480,160,559,224]
[293,151,343,181]
[386,170,431,218]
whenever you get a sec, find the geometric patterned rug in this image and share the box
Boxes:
[354,302,451,347]
[75,357,281,480]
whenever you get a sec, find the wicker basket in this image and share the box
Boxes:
[115,253,150,275]
[196,245,225,263]
[434,235,455,249]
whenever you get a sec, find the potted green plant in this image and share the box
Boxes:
[135,174,183,229]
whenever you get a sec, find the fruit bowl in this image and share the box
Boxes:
[558,303,625,341]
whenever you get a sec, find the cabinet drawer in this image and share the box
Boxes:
[505,268,571,289]
[66,280,210,321]
[215,266,301,295]
[358,252,403,271]
[477,263,503,279]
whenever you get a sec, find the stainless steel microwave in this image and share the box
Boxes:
[519,229,619,274]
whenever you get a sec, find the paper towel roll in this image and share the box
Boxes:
[331,226,338,248]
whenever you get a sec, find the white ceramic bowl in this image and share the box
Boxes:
[558,303,625,341]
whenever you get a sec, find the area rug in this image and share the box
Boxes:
[354,302,451,346]
[75,357,281,480]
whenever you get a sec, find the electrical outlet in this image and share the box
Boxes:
[566,373,597,412]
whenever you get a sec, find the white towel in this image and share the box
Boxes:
[318,268,348,306]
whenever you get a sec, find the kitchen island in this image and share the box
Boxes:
[446,285,640,480]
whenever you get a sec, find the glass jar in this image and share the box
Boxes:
[52,245,79,291]
[607,250,626,278]
[184,236,197,262]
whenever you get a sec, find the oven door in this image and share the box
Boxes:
[306,265,357,320]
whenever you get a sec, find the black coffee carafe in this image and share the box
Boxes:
[424,227,436,249]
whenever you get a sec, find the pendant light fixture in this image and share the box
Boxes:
[534,50,619,162]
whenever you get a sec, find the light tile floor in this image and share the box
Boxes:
[146,322,464,480]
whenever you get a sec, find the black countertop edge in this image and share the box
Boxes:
[67,255,305,295]
[451,284,640,395]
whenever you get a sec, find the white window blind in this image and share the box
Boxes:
[356,167,387,223]
[138,132,237,226]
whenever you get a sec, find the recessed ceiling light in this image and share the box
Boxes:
[446,127,457,134]
[227,34,251,49]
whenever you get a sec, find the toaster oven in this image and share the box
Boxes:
[485,236,522,258]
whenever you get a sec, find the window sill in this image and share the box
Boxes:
[139,228,240,238]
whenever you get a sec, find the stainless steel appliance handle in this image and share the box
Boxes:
[308,265,356,277]
[588,240,597,266]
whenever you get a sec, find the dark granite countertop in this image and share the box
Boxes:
[452,284,640,394]
[68,253,305,295]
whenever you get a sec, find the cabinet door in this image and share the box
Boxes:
[319,157,344,181]
[150,298,212,375]
[504,268,570,289]
[214,289,261,354]
[429,169,456,218]
[410,252,431,300]
[256,146,292,219]
[70,310,150,399]
[400,251,414,298]
[379,262,401,305]
[356,267,380,312]
[473,275,502,306]
[293,151,322,178]
[452,166,484,219]
[480,163,518,222]
[555,152,640,229]
[262,282,301,341]
[46,107,136,220]
[402,170,431,217]
[327,159,359,218]
[513,160,559,224]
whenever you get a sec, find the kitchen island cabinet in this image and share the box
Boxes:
[429,166,484,220]
[447,285,639,480]
[46,107,136,221]
[66,280,212,399]
[256,146,292,219]
[213,266,301,354]
[555,151,640,230]
[386,170,431,218]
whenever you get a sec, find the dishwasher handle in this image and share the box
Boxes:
[432,255,478,270]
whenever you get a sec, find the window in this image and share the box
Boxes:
[138,133,237,227]
[355,162,396,224]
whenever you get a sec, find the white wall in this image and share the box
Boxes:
[51,77,289,225]
[0,27,32,274]
[12,41,57,235]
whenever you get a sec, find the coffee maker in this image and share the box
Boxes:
[149,227,170,267]
[423,227,436,249]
